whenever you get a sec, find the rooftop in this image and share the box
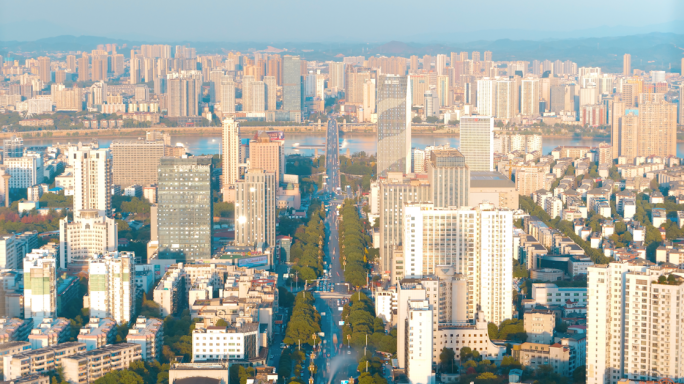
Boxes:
[470,171,515,188]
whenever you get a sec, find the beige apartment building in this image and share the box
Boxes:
[61,343,142,384]
[514,342,572,377]
[248,133,284,184]
[126,316,163,361]
[515,165,547,197]
[110,139,166,188]
[3,342,86,380]
[0,341,31,377]
[524,310,555,344]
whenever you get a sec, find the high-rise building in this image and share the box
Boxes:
[476,78,496,116]
[427,149,469,209]
[680,86,684,126]
[472,52,481,62]
[59,210,118,270]
[362,79,376,122]
[157,157,213,260]
[437,75,450,107]
[3,155,42,189]
[78,54,90,82]
[404,299,433,384]
[249,132,285,185]
[221,118,240,189]
[435,54,447,76]
[521,78,540,115]
[66,55,76,73]
[378,174,431,276]
[72,147,112,217]
[235,169,276,248]
[87,252,136,325]
[3,136,23,159]
[242,75,254,112]
[495,80,516,119]
[110,138,166,188]
[484,51,492,61]
[345,71,370,104]
[251,81,265,112]
[264,76,276,111]
[283,55,303,120]
[459,116,493,172]
[328,62,345,91]
[167,76,200,117]
[409,55,419,73]
[37,57,51,83]
[587,261,684,384]
[220,78,236,114]
[377,75,411,176]
[402,202,513,325]
[623,53,631,76]
[23,248,57,323]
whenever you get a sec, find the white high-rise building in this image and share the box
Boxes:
[72,147,112,217]
[405,299,434,384]
[587,261,684,384]
[23,248,57,323]
[476,78,497,117]
[220,78,236,114]
[59,210,118,269]
[495,80,516,119]
[459,116,494,172]
[234,169,276,248]
[328,62,345,92]
[435,54,447,76]
[521,78,540,116]
[3,154,43,189]
[87,252,136,325]
[221,118,240,188]
[403,202,513,325]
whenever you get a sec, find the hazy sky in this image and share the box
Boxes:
[2,0,683,42]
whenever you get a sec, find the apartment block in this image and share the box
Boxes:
[23,249,57,323]
[61,343,142,384]
[191,323,260,362]
[3,342,87,380]
[86,252,136,324]
[234,169,276,249]
[524,310,556,344]
[126,316,163,361]
[0,319,33,343]
[111,139,166,188]
[77,318,117,351]
[0,341,31,378]
[59,210,117,271]
[28,318,70,349]
[153,265,186,317]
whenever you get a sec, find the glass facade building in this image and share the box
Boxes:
[377,75,411,176]
[157,157,213,260]
[283,55,302,119]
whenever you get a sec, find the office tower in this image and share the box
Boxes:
[72,147,112,217]
[23,248,57,323]
[220,78,236,114]
[78,54,89,81]
[623,54,631,76]
[249,131,285,184]
[3,155,42,189]
[484,51,492,61]
[435,54,447,76]
[283,55,302,120]
[587,261,684,384]
[638,95,677,158]
[110,138,166,188]
[221,118,240,188]
[328,62,345,91]
[157,157,213,261]
[167,77,200,117]
[87,252,136,325]
[235,169,276,248]
[378,174,431,275]
[3,136,23,158]
[377,75,411,177]
[251,81,265,112]
[362,79,376,122]
[476,78,496,116]
[404,203,513,323]
[405,299,433,384]
[459,116,493,172]
[59,210,117,269]
[66,55,76,72]
[38,57,51,83]
[521,78,540,115]
[495,80,515,119]
[427,149,469,208]
[264,76,276,111]
[437,75,450,107]
[242,75,254,112]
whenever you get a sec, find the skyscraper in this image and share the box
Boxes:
[249,132,285,185]
[78,54,90,82]
[221,118,240,189]
[283,55,303,120]
[521,78,540,115]
[235,169,276,248]
[72,147,112,217]
[23,248,57,323]
[251,81,265,112]
[495,80,516,119]
[637,94,677,158]
[264,76,277,111]
[157,157,213,260]
[377,75,412,176]
[623,53,631,76]
[459,116,493,172]
[427,149,469,209]
[435,54,447,76]
[476,78,496,116]
[37,57,51,83]
[88,252,136,325]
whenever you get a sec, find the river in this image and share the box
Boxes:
[27,133,660,157]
